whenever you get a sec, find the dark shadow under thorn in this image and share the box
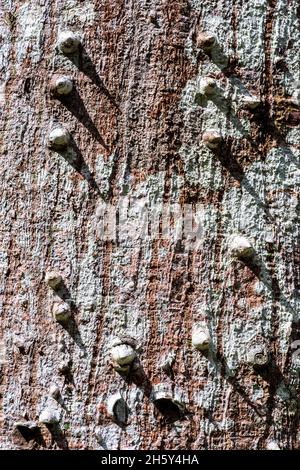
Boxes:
[59,310,86,355]
[57,86,109,150]
[46,423,69,450]
[68,46,119,110]
[57,136,104,196]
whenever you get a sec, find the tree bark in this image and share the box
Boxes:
[0,0,300,450]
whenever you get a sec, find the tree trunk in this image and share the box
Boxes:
[0,0,300,450]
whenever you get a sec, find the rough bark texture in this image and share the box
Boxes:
[0,0,300,450]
